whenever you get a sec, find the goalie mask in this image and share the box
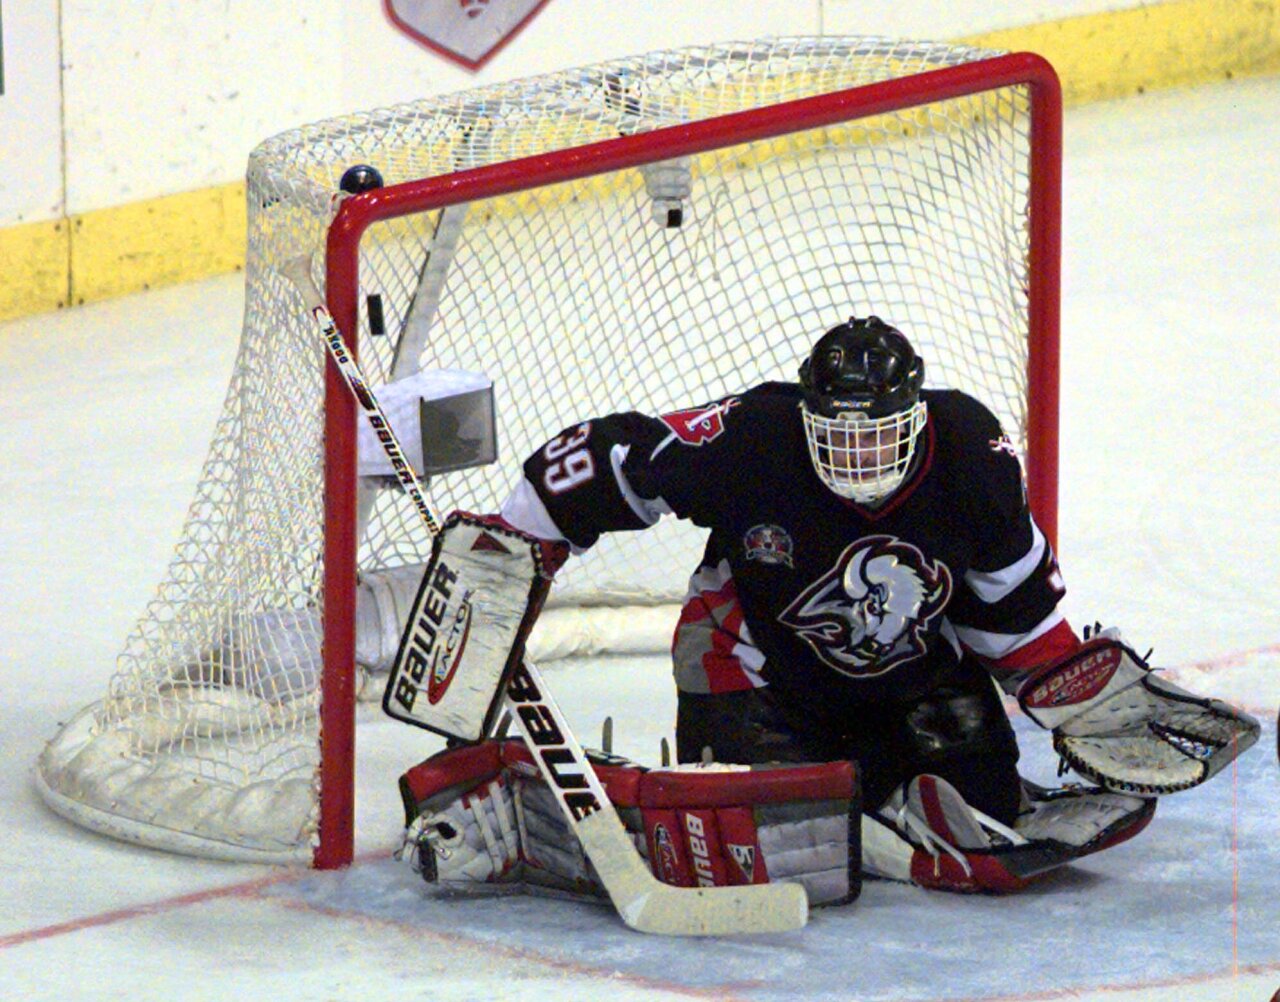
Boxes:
[798,316,927,504]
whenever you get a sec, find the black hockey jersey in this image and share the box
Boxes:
[507,383,1067,721]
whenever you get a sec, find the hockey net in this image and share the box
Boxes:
[36,37,1061,865]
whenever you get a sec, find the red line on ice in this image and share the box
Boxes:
[0,849,757,998]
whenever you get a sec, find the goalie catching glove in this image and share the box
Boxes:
[1016,630,1259,795]
[398,738,861,907]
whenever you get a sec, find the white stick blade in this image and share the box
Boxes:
[575,809,809,936]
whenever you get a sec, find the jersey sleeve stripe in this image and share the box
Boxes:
[952,609,1065,661]
[610,443,670,526]
[963,520,1047,604]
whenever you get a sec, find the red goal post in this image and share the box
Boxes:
[318,51,1062,866]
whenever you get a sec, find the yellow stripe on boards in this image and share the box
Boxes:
[68,183,247,306]
[0,217,70,320]
[963,0,1280,107]
[2,0,1277,322]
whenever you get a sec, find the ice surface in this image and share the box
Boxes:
[1,76,1277,1001]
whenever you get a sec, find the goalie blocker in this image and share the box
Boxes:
[383,512,568,742]
[400,739,862,907]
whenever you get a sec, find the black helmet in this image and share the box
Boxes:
[798,316,924,419]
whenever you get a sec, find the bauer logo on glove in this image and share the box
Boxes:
[1020,642,1123,711]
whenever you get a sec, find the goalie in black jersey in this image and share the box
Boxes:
[399,317,1257,899]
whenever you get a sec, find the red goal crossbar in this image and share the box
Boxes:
[316,52,1062,868]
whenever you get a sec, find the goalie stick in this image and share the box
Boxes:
[282,255,808,935]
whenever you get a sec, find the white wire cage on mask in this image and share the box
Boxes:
[801,401,929,503]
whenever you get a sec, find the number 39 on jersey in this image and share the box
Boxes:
[541,422,595,494]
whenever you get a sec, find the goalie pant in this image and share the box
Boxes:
[399,739,861,906]
[400,739,1158,899]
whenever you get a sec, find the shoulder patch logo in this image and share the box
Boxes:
[743,524,794,567]
[659,397,740,446]
[990,432,1019,459]
[778,535,952,678]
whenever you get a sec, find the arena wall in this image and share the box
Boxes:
[1,0,1277,320]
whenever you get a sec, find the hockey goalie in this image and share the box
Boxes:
[389,315,1258,909]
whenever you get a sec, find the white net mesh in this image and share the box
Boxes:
[36,37,1055,861]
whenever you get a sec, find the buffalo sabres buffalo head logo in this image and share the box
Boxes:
[778,535,952,678]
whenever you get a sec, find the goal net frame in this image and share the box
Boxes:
[36,40,1062,871]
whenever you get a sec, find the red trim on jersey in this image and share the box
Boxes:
[990,619,1081,673]
[673,575,760,693]
[843,415,936,521]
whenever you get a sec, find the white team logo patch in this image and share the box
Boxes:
[778,535,952,678]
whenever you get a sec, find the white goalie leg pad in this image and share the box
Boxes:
[406,774,522,889]
[1017,634,1260,794]
[401,741,857,908]
[753,800,858,905]
[401,740,645,900]
[400,740,602,895]
[508,774,607,898]
[587,755,860,907]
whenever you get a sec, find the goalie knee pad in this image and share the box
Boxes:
[622,757,861,906]
[399,739,861,907]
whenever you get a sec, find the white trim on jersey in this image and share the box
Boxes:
[500,477,572,545]
[682,557,733,600]
[952,609,1065,661]
[963,520,1048,604]
[610,443,671,526]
